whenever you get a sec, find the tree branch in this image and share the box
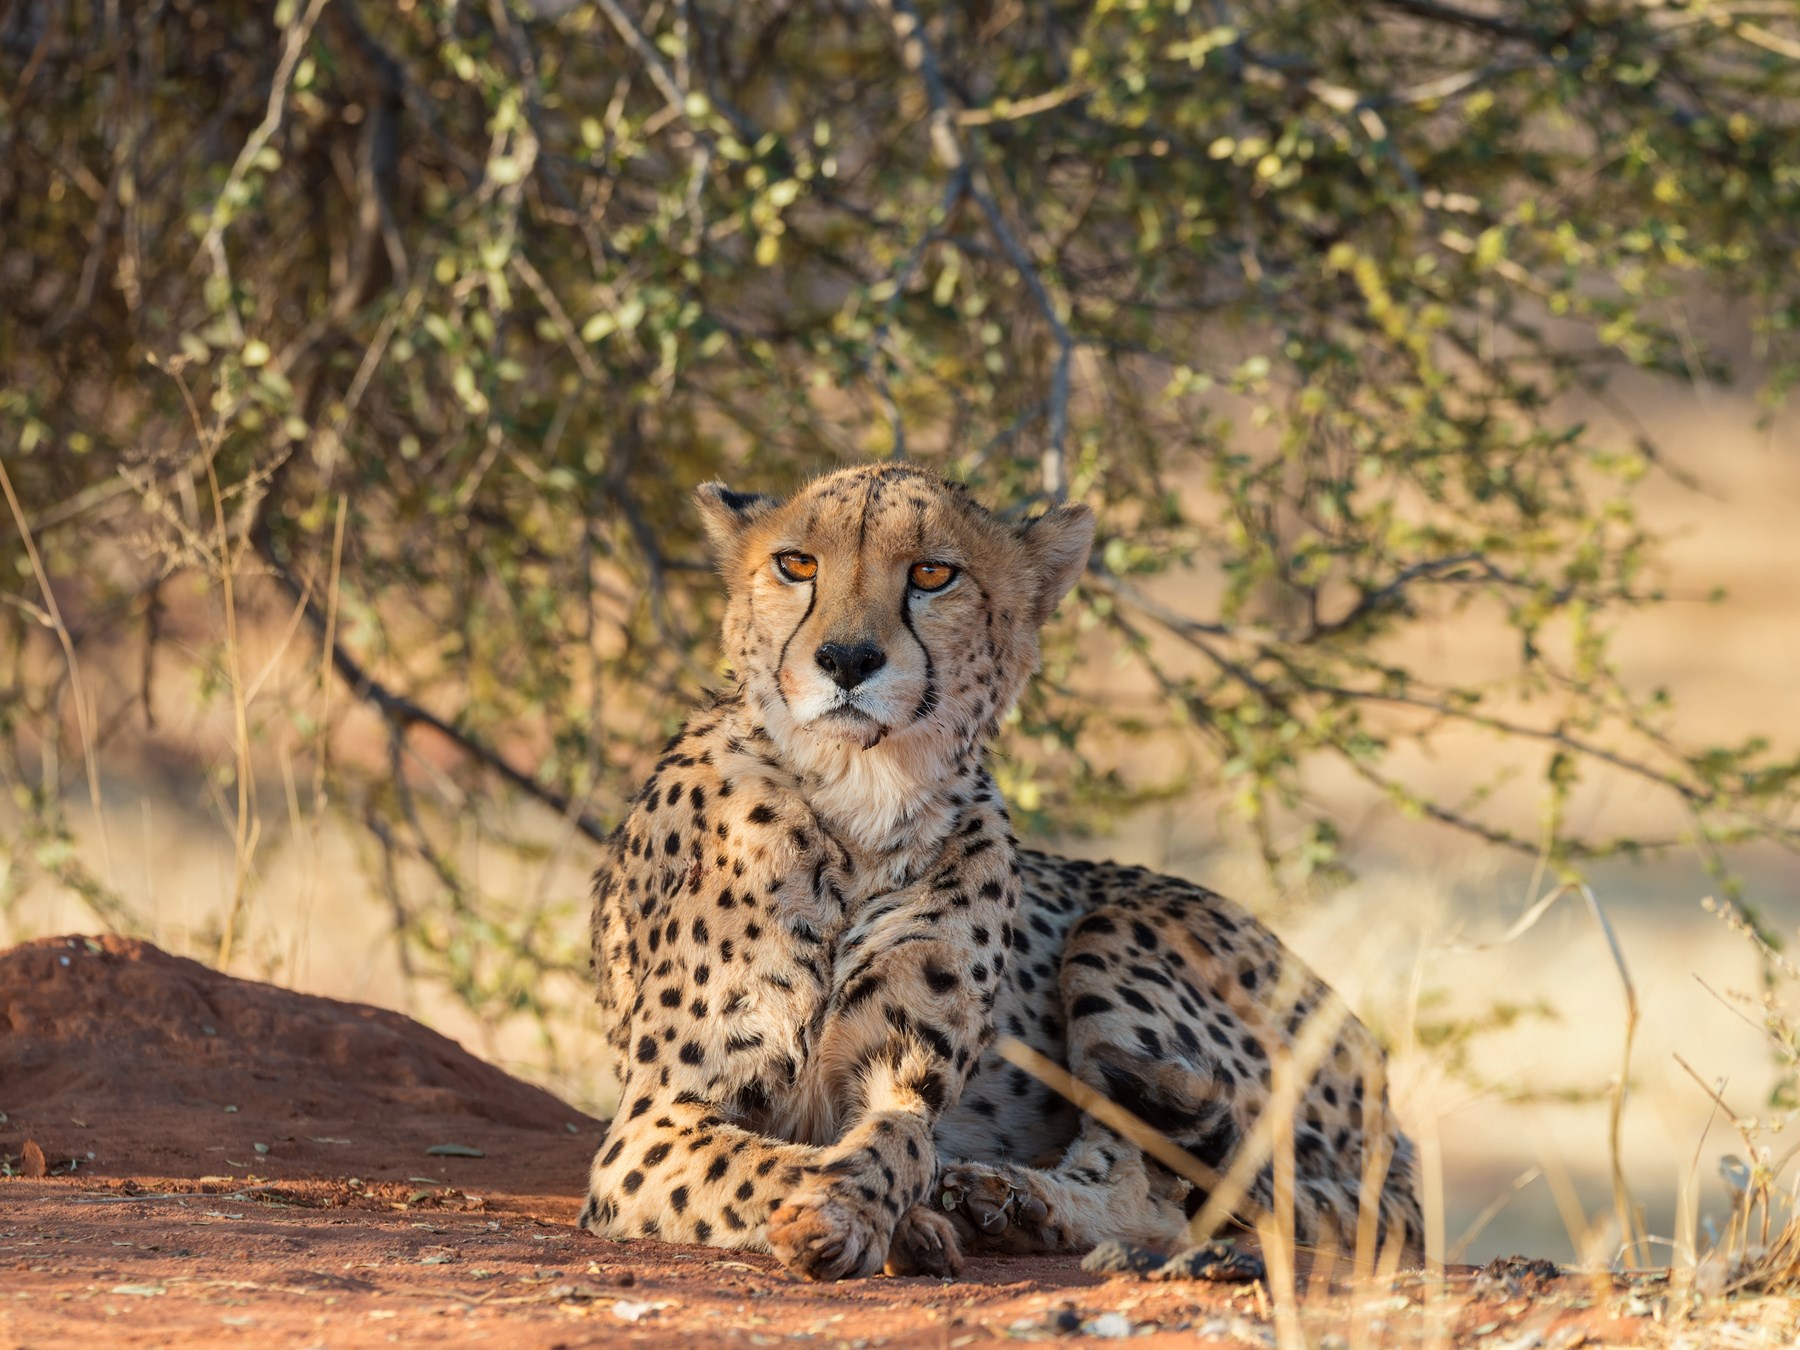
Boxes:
[251,520,607,844]
[874,0,1075,499]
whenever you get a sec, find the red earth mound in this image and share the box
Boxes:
[0,933,596,1197]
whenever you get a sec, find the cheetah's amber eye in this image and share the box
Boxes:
[909,561,957,592]
[774,551,818,583]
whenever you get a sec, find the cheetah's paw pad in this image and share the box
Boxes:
[937,1163,1063,1253]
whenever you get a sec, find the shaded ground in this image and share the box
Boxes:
[0,935,1682,1346]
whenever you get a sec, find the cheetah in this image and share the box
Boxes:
[579,463,1423,1280]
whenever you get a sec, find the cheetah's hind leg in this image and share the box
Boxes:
[944,895,1424,1264]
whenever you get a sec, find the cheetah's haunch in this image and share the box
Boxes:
[581,464,1422,1280]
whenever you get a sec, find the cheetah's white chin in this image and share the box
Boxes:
[809,726,888,752]
[810,707,890,751]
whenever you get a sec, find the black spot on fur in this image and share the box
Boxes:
[1098,1066,1189,1134]
[842,974,883,1008]
[1120,987,1155,1014]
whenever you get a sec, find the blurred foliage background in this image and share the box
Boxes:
[4,0,1800,1125]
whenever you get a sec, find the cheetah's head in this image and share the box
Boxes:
[696,464,1093,769]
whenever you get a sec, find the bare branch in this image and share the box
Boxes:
[1374,0,1542,42]
[250,520,607,844]
[873,0,1075,499]
[592,0,687,117]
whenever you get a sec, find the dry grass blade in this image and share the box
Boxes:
[167,383,260,972]
[1262,1052,1305,1350]
[1672,1051,1800,1294]
[0,455,118,903]
[1453,881,1646,1265]
[1578,882,1645,1267]
[1188,996,1351,1249]
[1448,1166,1543,1263]
[1738,1214,1800,1294]
[994,1037,1233,1201]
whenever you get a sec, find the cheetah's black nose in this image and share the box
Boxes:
[815,641,887,690]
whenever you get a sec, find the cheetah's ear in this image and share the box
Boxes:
[1017,501,1095,625]
[694,481,779,556]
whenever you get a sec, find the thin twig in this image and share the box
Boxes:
[193,0,333,338]
[200,442,259,972]
[0,455,116,897]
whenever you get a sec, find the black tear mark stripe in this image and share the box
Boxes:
[900,526,958,722]
[899,583,937,722]
[773,582,817,710]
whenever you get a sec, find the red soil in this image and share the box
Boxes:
[0,935,1660,1347]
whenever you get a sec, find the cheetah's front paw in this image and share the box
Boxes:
[884,1204,964,1277]
[766,1187,889,1281]
[938,1162,1068,1253]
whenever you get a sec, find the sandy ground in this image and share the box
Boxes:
[0,935,1687,1347]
